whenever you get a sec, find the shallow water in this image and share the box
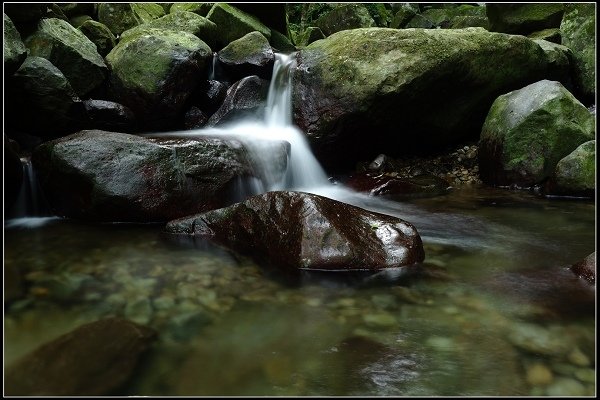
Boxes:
[4,186,596,396]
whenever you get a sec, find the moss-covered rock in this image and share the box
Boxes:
[7,56,83,137]
[97,3,165,36]
[120,11,217,50]
[479,80,594,187]
[390,4,418,29]
[404,14,435,29]
[553,140,595,195]
[269,29,295,52]
[31,130,278,222]
[528,28,561,44]
[206,3,271,49]
[293,28,559,170]
[58,3,96,18]
[560,4,595,102]
[533,39,573,85]
[69,15,93,28]
[25,18,107,96]
[78,20,116,58]
[106,28,211,130]
[4,13,28,76]
[217,31,273,80]
[448,15,489,30]
[170,3,214,17]
[487,4,564,35]
[364,3,392,28]
[315,4,375,36]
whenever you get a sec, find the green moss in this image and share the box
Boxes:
[315,4,375,36]
[487,4,564,34]
[218,31,270,63]
[4,13,27,74]
[79,20,116,57]
[98,3,164,35]
[170,3,214,17]
[555,140,596,191]
[206,3,271,48]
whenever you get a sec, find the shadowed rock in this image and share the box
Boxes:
[4,317,156,396]
[166,191,425,273]
[570,252,595,285]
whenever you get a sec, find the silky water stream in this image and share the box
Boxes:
[4,54,596,396]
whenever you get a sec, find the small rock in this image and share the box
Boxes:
[124,298,153,325]
[567,347,591,367]
[545,377,586,396]
[574,368,595,384]
[526,363,554,386]
[425,336,455,351]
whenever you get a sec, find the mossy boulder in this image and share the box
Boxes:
[120,11,217,50]
[487,4,564,35]
[78,20,116,57]
[7,56,84,137]
[31,130,281,222]
[58,3,96,18]
[293,26,325,47]
[405,14,435,29]
[479,80,595,187]
[528,28,561,44]
[206,3,271,49]
[553,140,595,196]
[315,4,376,36]
[293,28,561,170]
[82,99,136,133]
[420,5,486,29]
[106,28,212,130]
[560,4,595,103]
[217,31,274,80]
[170,3,214,17]
[165,191,425,273]
[448,15,490,30]
[533,39,573,86]
[97,3,165,36]
[4,13,28,76]
[25,18,107,96]
[269,29,295,52]
[390,4,418,29]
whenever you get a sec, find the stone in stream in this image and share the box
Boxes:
[344,172,450,199]
[32,130,288,222]
[4,317,157,396]
[165,191,425,274]
[217,31,274,81]
[206,75,270,126]
[569,252,595,285]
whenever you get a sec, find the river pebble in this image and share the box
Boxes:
[545,377,586,396]
[574,368,595,384]
[507,323,570,356]
[525,363,553,386]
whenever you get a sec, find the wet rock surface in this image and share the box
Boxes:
[4,317,157,396]
[344,172,450,199]
[569,252,595,285]
[207,75,269,126]
[166,191,425,273]
[217,31,274,80]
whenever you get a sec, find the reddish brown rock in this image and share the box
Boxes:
[4,317,156,396]
[166,191,425,273]
[345,172,450,199]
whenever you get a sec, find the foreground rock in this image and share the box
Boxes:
[293,28,564,170]
[166,191,425,273]
[551,140,595,197]
[4,318,156,396]
[479,80,594,187]
[570,252,595,285]
[206,75,269,126]
[32,130,286,222]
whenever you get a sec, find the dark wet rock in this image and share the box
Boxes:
[315,4,376,36]
[194,79,229,115]
[183,106,208,129]
[533,40,573,86]
[293,28,561,171]
[7,56,85,137]
[31,130,283,222]
[570,252,595,285]
[448,15,489,30]
[82,100,137,132]
[4,3,46,23]
[404,14,436,29]
[345,172,450,199]
[528,28,561,44]
[105,28,212,131]
[120,11,217,50]
[4,13,28,76]
[549,140,595,197]
[4,317,156,396]
[78,20,116,57]
[70,14,93,28]
[165,191,424,273]
[59,3,96,18]
[479,80,594,187]
[207,75,269,127]
[487,4,564,35]
[4,135,23,212]
[235,3,287,35]
[25,18,107,96]
[206,3,271,49]
[560,4,595,103]
[47,3,69,22]
[269,29,296,53]
[390,4,418,29]
[293,26,326,47]
[169,3,213,17]
[97,3,165,36]
[217,31,274,80]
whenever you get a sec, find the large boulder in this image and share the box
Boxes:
[217,31,274,80]
[31,130,286,222]
[82,100,137,132]
[570,252,595,285]
[486,4,564,35]
[105,29,212,131]
[315,4,376,36]
[120,11,217,50]
[293,26,325,48]
[169,3,214,17]
[165,191,425,273]
[206,75,269,126]
[4,318,156,396]
[206,3,271,49]
[4,13,28,76]
[25,18,107,96]
[78,20,116,58]
[478,80,595,187]
[390,4,418,29]
[292,28,563,170]
[97,3,165,36]
[7,56,84,137]
[560,4,595,103]
[552,140,595,196]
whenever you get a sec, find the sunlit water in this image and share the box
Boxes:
[4,55,596,396]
